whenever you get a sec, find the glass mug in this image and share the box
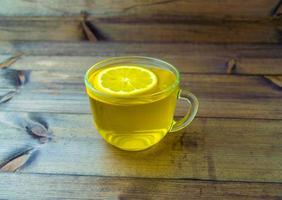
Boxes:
[85,56,199,151]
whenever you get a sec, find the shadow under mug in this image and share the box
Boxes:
[85,56,199,151]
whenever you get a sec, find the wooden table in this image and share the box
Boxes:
[0,41,281,199]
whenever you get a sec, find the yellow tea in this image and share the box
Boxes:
[87,66,179,151]
[85,56,199,151]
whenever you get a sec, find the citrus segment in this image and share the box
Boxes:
[95,66,157,96]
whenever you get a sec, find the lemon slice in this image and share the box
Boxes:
[95,66,157,96]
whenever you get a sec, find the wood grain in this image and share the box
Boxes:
[0,173,281,200]
[89,19,282,43]
[0,0,278,20]
[235,58,282,75]
[0,147,35,172]
[1,70,282,99]
[0,90,18,104]
[0,112,281,182]
[1,67,282,119]
[0,17,280,42]
[264,76,282,87]
[273,1,282,16]
[0,53,24,69]
[81,19,98,42]
[0,74,281,119]
[1,88,281,120]
[0,40,281,197]
[0,17,84,41]
[0,1,280,43]
[0,41,281,57]
[0,42,281,119]
[0,55,234,74]
[278,5,282,16]
[1,53,281,75]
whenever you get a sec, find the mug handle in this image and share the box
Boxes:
[170,90,199,132]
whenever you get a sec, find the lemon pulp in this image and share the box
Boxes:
[94,66,158,96]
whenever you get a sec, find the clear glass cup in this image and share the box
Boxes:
[85,56,199,151]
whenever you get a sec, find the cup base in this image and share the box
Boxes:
[99,129,168,151]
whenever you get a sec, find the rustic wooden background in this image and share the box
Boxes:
[0,1,282,199]
[0,0,281,43]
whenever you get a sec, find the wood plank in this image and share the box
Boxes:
[0,112,281,182]
[89,20,282,43]
[1,88,281,120]
[1,53,282,75]
[0,173,281,200]
[235,58,282,75]
[0,0,278,20]
[0,17,281,43]
[0,41,232,55]
[1,70,282,119]
[0,41,282,57]
[1,71,282,99]
[0,55,229,74]
[0,17,84,41]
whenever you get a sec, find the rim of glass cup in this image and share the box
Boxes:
[84,56,180,99]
